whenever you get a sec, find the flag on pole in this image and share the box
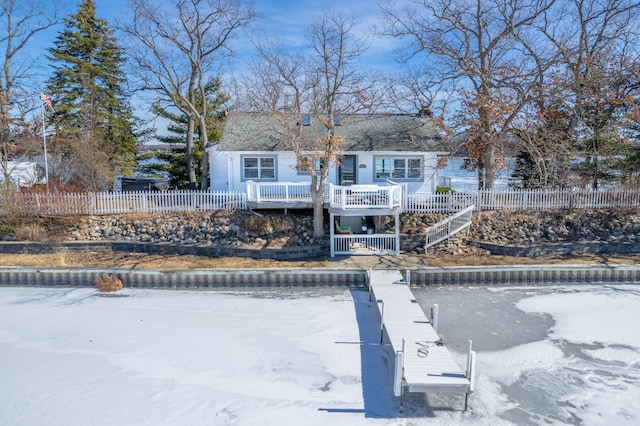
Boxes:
[40,93,54,110]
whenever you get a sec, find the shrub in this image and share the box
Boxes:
[436,186,455,194]
[243,214,289,234]
[13,223,46,241]
[95,273,123,292]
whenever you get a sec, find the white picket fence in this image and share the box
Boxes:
[3,187,640,215]
[5,191,247,215]
[405,188,640,213]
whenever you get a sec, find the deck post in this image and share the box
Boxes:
[395,211,400,256]
[330,213,335,258]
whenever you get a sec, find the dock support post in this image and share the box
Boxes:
[464,340,476,411]
[466,340,473,378]
[379,300,385,344]
[394,338,406,412]
[431,304,439,333]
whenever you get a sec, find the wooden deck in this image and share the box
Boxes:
[368,270,473,400]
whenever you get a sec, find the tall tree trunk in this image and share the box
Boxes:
[0,86,11,184]
[310,176,326,238]
[186,116,196,190]
[483,140,496,190]
[198,115,208,190]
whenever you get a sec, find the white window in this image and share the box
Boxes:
[375,157,422,181]
[242,156,276,180]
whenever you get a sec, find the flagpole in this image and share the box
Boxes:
[41,95,50,193]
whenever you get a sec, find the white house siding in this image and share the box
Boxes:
[209,149,337,191]
[0,161,46,188]
[208,147,442,194]
[351,152,440,193]
[208,147,229,191]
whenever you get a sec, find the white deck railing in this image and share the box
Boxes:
[246,181,318,203]
[329,184,402,210]
[332,234,398,256]
[425,205,475,252]
[246,181,402,210]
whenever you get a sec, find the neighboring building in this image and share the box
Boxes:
[119,176,169,192]
[0,161,46,189]
[208,112,447,195]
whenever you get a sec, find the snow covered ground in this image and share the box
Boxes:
[438,157,515,192]
[1,284,639,425]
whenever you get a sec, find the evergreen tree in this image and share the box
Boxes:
[46,0,137,190]
[136,107,197,190]
[137,78,227,190]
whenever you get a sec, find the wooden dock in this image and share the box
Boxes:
[367,269,475,407]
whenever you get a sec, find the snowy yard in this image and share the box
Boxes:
[1,284,639,425]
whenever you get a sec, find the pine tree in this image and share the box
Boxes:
[138,78,227,189]
[46,0,137,190]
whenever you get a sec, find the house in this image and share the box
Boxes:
[0,161,46,189]
[208,111,447,195]
[207,111,448,257]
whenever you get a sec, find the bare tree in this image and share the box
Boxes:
[243,11,379,237]
[381,0,555,190]
[539,0,640,189]
[122,0,255,189]
[0,0,59,187]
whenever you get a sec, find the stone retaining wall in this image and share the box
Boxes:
[469,241,640,256]
[3,208,640,258]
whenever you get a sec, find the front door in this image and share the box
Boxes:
[338,155,356,186]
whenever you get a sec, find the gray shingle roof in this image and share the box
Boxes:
[217,112,444,152]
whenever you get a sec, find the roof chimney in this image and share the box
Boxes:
[419,105,432,117]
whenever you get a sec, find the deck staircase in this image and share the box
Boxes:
[424,205,475,252]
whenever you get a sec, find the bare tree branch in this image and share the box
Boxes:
[121,0,255,189]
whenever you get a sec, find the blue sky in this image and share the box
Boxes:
[89,0,401,73]
[27,0,404,83]
[24,0,407,131]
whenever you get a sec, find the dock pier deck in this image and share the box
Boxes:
[367,269,475,409]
